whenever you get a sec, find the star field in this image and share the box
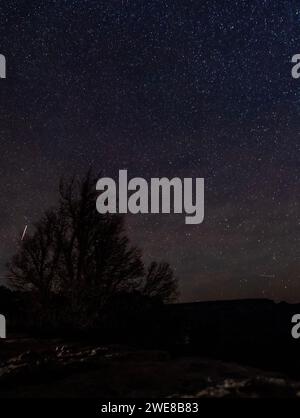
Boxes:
[0,0,299,301]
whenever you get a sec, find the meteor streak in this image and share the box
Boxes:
[21,225,28,241]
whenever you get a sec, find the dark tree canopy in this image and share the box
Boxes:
[7,172,178,330]
[143,262,179,303]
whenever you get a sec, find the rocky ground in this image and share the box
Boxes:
[0,338,300,398]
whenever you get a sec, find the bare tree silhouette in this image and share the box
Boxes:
[7,171,178,330]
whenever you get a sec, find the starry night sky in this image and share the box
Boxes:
[0,1,299,302]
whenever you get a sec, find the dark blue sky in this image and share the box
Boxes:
[0,1,299,301]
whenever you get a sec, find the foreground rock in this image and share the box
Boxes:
[1,339,300,398]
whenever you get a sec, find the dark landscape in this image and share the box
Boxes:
[0,174,299,399]
[1,297,300,398]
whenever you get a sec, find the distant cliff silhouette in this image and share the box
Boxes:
[167,298,300,377]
